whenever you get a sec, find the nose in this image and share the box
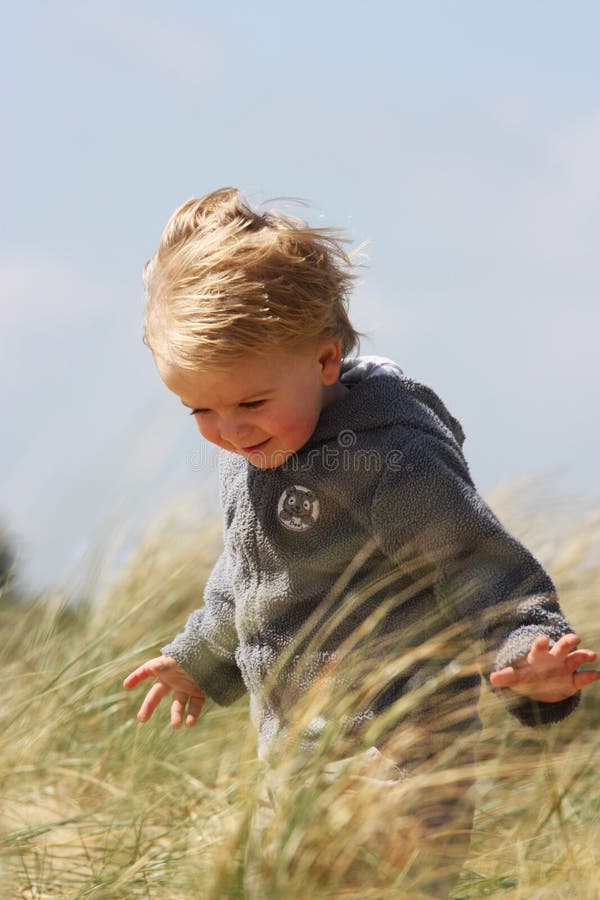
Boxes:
[219,413,251,446]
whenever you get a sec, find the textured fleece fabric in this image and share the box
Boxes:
[163,356,579,757]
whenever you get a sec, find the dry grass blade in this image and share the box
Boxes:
[0,491,598,898]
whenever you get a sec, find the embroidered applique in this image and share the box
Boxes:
[277,485,320,531]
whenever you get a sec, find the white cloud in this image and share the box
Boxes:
[514,111,600,276]
[549,111,600,194]
[1,251,143,502]
[0,252,105,323]
[0,253,124,391]
[57,1,221,87]
[0,251,183,591]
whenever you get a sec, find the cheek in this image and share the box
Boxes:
[268,406,320,446]
[195,417,220,445]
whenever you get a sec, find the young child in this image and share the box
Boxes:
[124,188,598,894]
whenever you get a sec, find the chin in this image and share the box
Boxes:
[247,446,298,470]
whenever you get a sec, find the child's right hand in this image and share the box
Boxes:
[123,655,207,729]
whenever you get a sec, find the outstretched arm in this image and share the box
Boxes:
[160,550,246,706]
[124,655,208,728]
[371,431,598,725]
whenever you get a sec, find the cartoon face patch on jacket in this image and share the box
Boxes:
[277,485,320,531]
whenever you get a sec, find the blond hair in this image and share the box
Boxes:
[143,187,360,370]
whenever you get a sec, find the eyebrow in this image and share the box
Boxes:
[180,391,273,410]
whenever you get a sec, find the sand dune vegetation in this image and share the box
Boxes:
[1,486,599,899]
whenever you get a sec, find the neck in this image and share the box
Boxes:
[322,380,349,410]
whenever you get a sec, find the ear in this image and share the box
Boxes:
[317,339,343,386]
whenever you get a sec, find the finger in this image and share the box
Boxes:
[490,667,519,688]
[137,681,171,723]
[123,656,171,689]
[549,633,580,659]
[573,669,600,690]
[123,663,156,689]
[564,650,597,672]
[528,634,550,662]
[171,692,188,730]
[185,693,206,727]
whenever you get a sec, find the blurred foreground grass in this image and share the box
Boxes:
[0,489,599,899]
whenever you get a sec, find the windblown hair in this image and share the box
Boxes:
[143,187,361,370]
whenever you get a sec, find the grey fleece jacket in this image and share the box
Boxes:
[163,356,579,756]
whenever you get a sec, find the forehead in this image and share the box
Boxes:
[155,352,292,406]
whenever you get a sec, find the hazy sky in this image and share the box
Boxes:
[2,1,599,591]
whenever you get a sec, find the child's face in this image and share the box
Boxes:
[155,341,344,469]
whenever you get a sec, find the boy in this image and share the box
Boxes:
[125,188,598,893]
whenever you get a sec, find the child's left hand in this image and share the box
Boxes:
[490,633,599,703]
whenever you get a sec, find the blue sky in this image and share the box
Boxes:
[2,1,599,591]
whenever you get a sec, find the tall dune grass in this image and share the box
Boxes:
[1,490,598,898]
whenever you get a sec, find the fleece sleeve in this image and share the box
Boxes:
[162,550,246,706]
[370,432,580,727]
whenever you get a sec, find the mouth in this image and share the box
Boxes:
[241,438,271,453]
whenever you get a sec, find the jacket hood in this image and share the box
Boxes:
[307,355,466,450]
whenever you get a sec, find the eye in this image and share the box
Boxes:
[240,400,266,409]
[187,399,266,416]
